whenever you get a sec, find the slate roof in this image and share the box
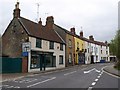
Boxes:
[18,17,65,44]
[54,24,107,46]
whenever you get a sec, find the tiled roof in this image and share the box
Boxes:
[18,17,65,44]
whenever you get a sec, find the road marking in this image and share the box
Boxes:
[95,79,98,82]
[91,82,96,86]
[14,86,20,88]
[7,86,14,88]
[102,66,120,79]
[27,77,56,88]
[64,71,77,76]
[88,87,93,90]
[25,79,38,83]
[103,70,120,79]
[97,76,100,78]
[19,80,26,83]
[84,68,100,74]
[2,85,20,88]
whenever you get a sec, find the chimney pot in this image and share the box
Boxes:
[13,1,20,18]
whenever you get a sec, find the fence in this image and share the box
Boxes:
[0,57,22,73]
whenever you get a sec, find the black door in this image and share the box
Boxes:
[91,55,94,64]
[39,54,46,71]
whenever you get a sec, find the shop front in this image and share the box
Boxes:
[30,51,56,71]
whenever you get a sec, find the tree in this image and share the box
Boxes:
[110,29,120,70]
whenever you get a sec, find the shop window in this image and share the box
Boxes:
[30,55,40,69]
[45,55,56,67]
[59,55,63,64]
[49,41,54,49]
[36,38,42,48]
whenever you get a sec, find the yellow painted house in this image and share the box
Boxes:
[74,32,85,64]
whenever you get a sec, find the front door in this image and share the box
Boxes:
[39,54,46,71]
[91,55,94,64]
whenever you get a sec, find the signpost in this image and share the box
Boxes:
[22,42,31,56]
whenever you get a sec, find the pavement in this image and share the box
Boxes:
[0,64,120,83]
[0,65,82,82]
[103,65,120,77]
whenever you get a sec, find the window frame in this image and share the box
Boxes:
[49,41,54,49]
[36,38,42,48]
[59,55,64,65]
[60,43,63,51]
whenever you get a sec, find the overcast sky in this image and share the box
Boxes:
[0,0,119,42]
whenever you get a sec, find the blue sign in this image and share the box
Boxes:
[22,52,28,56]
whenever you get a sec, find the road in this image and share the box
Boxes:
[1,63,120,89]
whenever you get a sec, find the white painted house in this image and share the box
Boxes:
[19,16,66,72]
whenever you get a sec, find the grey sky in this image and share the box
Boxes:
[0,0,119,42]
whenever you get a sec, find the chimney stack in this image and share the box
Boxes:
[38,18,42,26]
[46,16,54,30]
[80,31,83,37]
[89,35,94,41]
[70,27,76,35]
[13,1,20,18]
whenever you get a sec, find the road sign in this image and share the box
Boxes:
[22,42,31,52]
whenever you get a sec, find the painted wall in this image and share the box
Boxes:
[84,41,91,64]
[66,33,75,66]
[28,37,65,72]
[74,36,85,64]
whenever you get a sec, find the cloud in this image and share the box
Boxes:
[0,0,119,42]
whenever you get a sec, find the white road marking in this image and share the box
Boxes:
[103,70,120,79]
[14,86,20,88]
[95,79,98,82]
[97,76,100,78]
[64,71,77,76]
[25,79,38,83]
[102,66,120,78]
[91,82,96,86]
[27,77,56,88]
[84,68,100,74]
[7,86,14,88]
[88,87,93,90]
[2,85,20,88]
[19,80,26,83]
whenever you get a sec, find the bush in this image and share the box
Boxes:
[114,60,120,70]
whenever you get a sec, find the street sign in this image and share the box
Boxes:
[22,42,31,52]
[22,52,28,56]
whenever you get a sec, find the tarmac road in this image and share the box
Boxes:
[1,63,119,89]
